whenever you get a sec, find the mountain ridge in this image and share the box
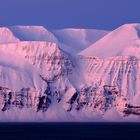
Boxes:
[0,24,139,121]
[79,23,140,58]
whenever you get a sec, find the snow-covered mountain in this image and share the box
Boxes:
[0,27,20,44]
[52,28,109,56]
[0,41,75,113]
[77,23,140,120]
[0,24,140,121]
[9,26,58,43]
[79,24,140,57]
[0,26,109,56]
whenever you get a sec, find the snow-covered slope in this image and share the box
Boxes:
[80,24,140,57]
[0,24,140,121]
[77,56,138,98]
[0,41,73,89]
[75,23,140,119]
[0,41,76,115]
[9,26,58,43]
[52,28,109,55]
[0,49,46,91]
[0,25,110,57]
[7,26,109,56]
[0,27,19,44]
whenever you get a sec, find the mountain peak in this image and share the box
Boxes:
[79,23,140,58]
[8,25,58,43]
[120,23,140,28]
[0,27,20,44]
[116,23,140,38]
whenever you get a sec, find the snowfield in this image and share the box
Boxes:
[0,24,140,121]
[79,24,140,57]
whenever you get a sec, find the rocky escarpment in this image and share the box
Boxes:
[65,85,119,112]
[67,55,140,115]
[78,55,139,98]
[0,42,139,116]
[0,85,122,114]
[0,41,76,112]
[0,42,73,78]
[0,83,129,117]
[0,41,140,117]
[0,86,51,112]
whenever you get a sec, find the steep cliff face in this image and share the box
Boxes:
[77,56,139,106]
[0,41,77,113]
[1,24,140,121]
[75,24,140,116]
[0,41,74,92]
[0,49,46,91]
[78,56,138,97]
[0,38,138,117]
[52,54,140,117]
[64,85,119,113]
[0,86,51,112]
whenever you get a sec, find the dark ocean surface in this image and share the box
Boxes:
[0,122,139,140]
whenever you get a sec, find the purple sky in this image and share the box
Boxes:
[0,0,140,30]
